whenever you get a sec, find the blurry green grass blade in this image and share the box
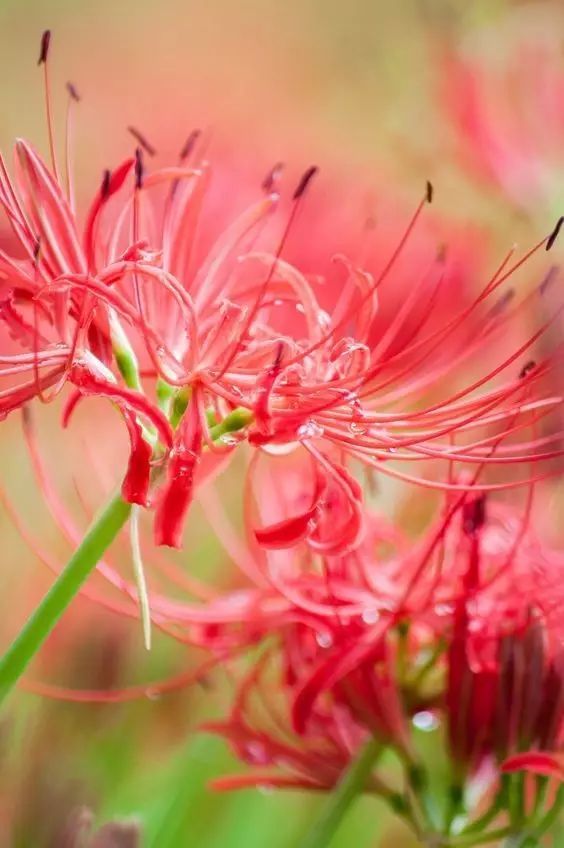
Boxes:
[299,737,381,848]
[145,736,227,848]
[0,493,131,706]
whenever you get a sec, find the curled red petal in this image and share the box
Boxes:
[501,751,564,781]
[121,411,152,505]
[254,506,318,549]
[253,465,326,550]
[154,394,202,548]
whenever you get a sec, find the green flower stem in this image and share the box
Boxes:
[0,493,131,707]
[451,826,513,846]
[526,784,564,844]
[209,407,253,441]
[460,790,505,836]
[298,737,381,848]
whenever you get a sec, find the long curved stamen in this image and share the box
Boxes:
[37,30,60,181]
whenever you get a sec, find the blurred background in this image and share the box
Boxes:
[0,0,563,845]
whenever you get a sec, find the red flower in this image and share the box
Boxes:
[2,33,564,558]
[445,496,564,778]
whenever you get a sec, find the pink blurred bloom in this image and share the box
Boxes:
[440,29,564,211]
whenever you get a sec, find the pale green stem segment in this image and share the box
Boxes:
[299,737,381,848]
[130,504,152,651]
[0,493,131,706]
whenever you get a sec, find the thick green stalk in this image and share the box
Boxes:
[298,737,381,848]
[0,493,131,706]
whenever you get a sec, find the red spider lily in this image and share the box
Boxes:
[445,495,564,780]
[2,32,564,558]
[439,22,564,211]
[203,652,401,796]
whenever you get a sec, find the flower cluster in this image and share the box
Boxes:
[1,31,564,848]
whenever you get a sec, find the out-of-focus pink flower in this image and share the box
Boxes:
[440,28,564,212]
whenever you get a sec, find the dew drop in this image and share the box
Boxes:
[361,608,380,625]
[434,603,454,617]
[315,631,333,649]
[412,711,439,732]
[219,433,239,446]
[245,740,270,765]
[297,419,324,440]
[349,420,368,436]
[317,309,331,329]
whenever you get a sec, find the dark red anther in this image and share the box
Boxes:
[134,147,144,190]
[38,30,51,66]
[66,81,80,102]
[179,129,201,161]
[546,216,564,251]
[101,169,111,200]
[127,126,156,157]
[293,166,318,200]
[462,495,486,536]
[262,161,284,193]
[519,360,536,379]
[426,180,434,204]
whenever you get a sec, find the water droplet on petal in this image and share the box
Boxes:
[245,740,270,765]
[315,631,333,649]
[412,711,439,732]
[297,419,324,440]
[361,608,380,625]
[434,603,454,617]
[349,420,368,436]
[317,309,331,329]
[219,433,239,446]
